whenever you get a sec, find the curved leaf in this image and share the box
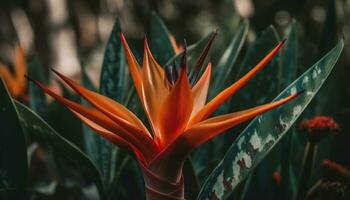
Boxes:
[240,21,299,200]
[192,20,249,182]
[231,25,281,108]
[279,19,299,200]
[197,40,344,200]
[211,20,249,95]
[184,158,200,199]
[99,18,125,102]
[0,79,27,200]
[28,56,48,118]
[14,101,106,200]
[81,67,101,172]
[165,32,214,70]
[149,12,176,66]
[279,19,298,90]
[98,17,125,179]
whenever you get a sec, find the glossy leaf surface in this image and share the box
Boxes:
[197,39,344,200]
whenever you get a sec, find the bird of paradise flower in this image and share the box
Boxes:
[28,33,302,200]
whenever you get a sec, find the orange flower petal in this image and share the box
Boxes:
[0,65,16,95]
[74,111,131,150]
[29,78,157,161]
[73,111,146,163]
[191,63,211,118]
[169,35,183,54]
[183,91,300,150]
[14,45,27,95]
[152,92,301,167]
[141,38,171,140]
[120,33,143,99]
[157,68,193,146]
[0,45,27,98]
[51,69,152,140]
[189,40,285,126]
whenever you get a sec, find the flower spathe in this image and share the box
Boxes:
[30,33,301,199]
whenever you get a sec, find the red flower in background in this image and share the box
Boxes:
[300,116,339,142]
[273,171,281,185]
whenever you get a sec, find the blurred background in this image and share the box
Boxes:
[0,0,349,83]
[0,0,350,199]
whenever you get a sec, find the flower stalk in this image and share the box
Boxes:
[296,141,318,200]
[296,116,339,200]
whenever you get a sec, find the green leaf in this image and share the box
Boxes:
[231,25,281,109]
[165,32,214,70]
[197,40,344,200]
[279,19,298,200]
[14,101,106,200]
[98,17,125,180]
[28,56,48,118]
[100,18,125,102]
[0,79,27,200]
[184,158,200,199]
[220,25,281,155]
[81,67,100,172]
[279,19,298,90]
[112,159,145,200]
[149,12,176,66]
[46,85,84,149]
[211,20,249,95]
[230,26,282,199]
[241,21,300,200]
[0,188,17,199]
[192,22,249,180]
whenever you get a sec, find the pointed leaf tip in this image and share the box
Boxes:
[190,31,218,83]
[198,39,344,200]
[165,64,175,85]
[24,74,36,84]
[180,39,188,70]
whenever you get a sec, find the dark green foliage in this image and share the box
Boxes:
[98,18,125,180]
[241,20,300,200]
[279,20,299,200]
[211,19,250,95]
[28,56,48,118]
[149,12,176,66]
[184,159,200,199]
[0,79,27,200]
[0,5,346,199]
[81,67,101,175]
[231,25,281,109]
[198,40,344,200]
[166,32,215,72]
[192,20,250,183]
[15,101,106,200]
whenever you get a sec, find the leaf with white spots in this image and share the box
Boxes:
[197,40,344,200]
[98,18,125,179]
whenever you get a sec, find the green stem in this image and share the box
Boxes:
[144,173,185,200]
[296,142,317,200]
[280,131,294,200]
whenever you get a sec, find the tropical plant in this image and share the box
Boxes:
[0,14,344,200]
